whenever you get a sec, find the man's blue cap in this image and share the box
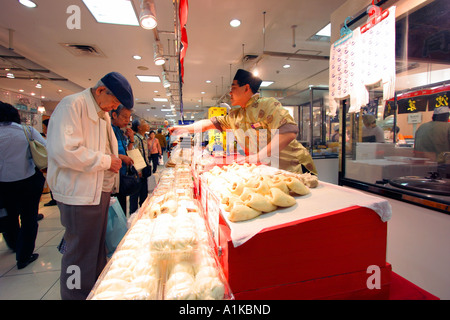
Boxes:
[101,72,134,109]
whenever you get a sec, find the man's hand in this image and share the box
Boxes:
[118,154,134,166]
[108,154,122,173]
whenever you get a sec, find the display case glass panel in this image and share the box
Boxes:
[338,0,450,214]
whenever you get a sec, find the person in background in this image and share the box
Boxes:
[169,69,317,174]
[111,105,135,214]
[362,114,385,143]
[390,126,406,144]
[41,118,49,137]
[148,130,162,174]
[155,128,167,154]
[0,102,46,269]
[414,106,450,162]
[130,118,150,214]
[47,72,133,300]
[41,118,57,207]
[331,125,339,142]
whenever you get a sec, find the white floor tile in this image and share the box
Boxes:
[0,193,63,300]
[0,271,60,300]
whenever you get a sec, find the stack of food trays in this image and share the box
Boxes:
[88,164,233,300]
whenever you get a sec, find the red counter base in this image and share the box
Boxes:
[234,263,392,300]
[219,206,388,296]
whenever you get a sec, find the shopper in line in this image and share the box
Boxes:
[148,130,162,174]
[414,106,450,162]
[0,102,46,269]
[41,118,57,207]
[130,118,150,214]
[155,128,167,154]
[169,69,317,174]
[46,72,133,300]
[111,105,135,214]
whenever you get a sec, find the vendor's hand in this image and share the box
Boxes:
[108,154,122,173]
[168,126,187,136]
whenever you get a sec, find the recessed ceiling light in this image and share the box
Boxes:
[283,64,291,69]
[136,75,161,83]
[19,0,37,8]
[230,19,241,27]
[82,0,139,26]
[260,81,274,87]
[153,98,168,102]
[201,92,205,94]
[161,109,172,112]
[154,90,159,93]
[133,55,142,60]
[19,89,24,92]
[205,80,211,83]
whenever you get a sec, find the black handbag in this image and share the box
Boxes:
[119,165,141,196]
[137,135,152,178]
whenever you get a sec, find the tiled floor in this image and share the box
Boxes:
[0,193,63,300]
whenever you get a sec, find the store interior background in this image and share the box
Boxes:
[0,0,449,299]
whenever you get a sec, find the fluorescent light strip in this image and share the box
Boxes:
[153,98,168,102]
[260,81,274,87]
[136,75,161,83]
[82,0,139,26]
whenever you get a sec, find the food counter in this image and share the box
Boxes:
[199,163,392,299]
[88,146,399,300]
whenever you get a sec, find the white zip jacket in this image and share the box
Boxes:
[46,88,119,206]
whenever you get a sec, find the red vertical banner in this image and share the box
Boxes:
[179,0,188,83]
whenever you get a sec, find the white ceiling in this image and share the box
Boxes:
[0,0,348,122]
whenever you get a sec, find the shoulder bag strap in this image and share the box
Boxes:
[136,134,149,166]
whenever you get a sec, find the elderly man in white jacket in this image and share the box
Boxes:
[47,72,134,300]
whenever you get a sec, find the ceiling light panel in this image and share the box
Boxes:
[260,81,274,87]
[83,0,139,26]
[136,75,161,82]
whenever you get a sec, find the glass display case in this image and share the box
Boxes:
[276,86,339,159]
[336,0,450,214]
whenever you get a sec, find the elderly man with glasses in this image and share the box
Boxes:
[46,72,134,300]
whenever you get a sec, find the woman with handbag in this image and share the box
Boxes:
[129,118,151,214]
[0,102,46,269]
[148,130,162,173]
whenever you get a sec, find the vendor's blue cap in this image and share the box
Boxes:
[101,72,134,109]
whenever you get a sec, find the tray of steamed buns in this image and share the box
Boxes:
[88,165,233,300]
